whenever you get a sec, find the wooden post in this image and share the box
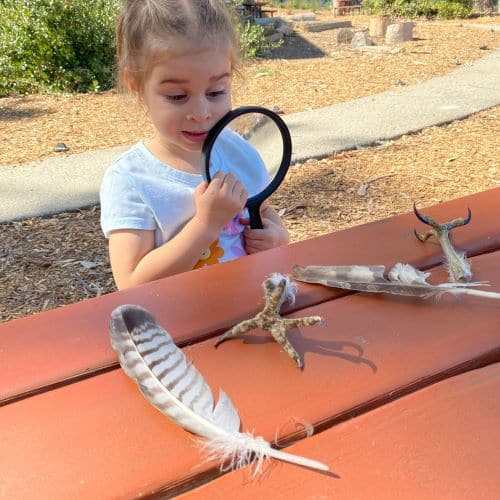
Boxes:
[369,15,390,38]
[332,0,340,16]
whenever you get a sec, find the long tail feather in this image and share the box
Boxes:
[109,304,328,473]
[292,263,497,300]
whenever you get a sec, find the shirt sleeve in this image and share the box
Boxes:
[99,167,156,238]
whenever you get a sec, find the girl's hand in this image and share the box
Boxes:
[194,172,247,235]
[240,209,289,254]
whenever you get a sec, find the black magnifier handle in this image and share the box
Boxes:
[248,204,263,230]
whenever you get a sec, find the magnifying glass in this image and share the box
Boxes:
[201,106,292,229]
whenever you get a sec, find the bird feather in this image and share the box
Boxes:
[109,304,328,474]
[292,262,498,300]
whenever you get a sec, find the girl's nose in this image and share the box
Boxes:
[187,98,211,122]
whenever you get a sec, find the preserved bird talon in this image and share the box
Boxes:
[413,203,472,283]
[215,274,322,369]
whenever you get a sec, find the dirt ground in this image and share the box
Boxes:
[1,12,499,322]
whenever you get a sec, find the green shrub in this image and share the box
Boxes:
[237,21,282,59]
[0,0,120,96]
[0,1,282,96]
[361,0,473,18]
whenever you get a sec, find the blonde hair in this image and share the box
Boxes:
[116,0,239,94]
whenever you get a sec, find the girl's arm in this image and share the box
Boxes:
[241,203,289,254]
[109,172,246,290]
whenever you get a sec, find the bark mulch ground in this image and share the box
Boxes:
[1,13,499,322]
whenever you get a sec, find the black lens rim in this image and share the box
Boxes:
[201,105,292,209]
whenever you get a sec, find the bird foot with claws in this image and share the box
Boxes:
[214,274,323,369]
[413,203,472,283]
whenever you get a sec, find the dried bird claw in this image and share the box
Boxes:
[413,203,472,283]
[215,273,323,369]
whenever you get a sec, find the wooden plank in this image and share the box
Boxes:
[1,188,499,405]
[1,250,500,497]
[184,363,500,499]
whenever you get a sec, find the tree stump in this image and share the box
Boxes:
[369,15,390,38]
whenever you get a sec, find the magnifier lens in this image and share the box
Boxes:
[207,113,285,197]
[202,106,292,229]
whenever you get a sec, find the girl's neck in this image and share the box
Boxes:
[144,136,202,175]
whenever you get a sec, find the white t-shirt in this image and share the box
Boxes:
[100,130,269,269]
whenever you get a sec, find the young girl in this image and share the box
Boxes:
[100,0,289,290]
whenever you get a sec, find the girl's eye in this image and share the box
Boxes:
[207,90,227,98]
[166,94,187,102]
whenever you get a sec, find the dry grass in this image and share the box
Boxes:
[1,13,499,322]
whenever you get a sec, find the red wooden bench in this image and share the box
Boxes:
[185,362,500,498]
[1,188,499,497]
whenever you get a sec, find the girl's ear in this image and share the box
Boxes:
[123,67,139,95]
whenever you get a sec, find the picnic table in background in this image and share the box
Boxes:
[241,1,276,18]
[332,0,362,15]
[1,188,500,498]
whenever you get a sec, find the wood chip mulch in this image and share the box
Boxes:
[1,13,499,322]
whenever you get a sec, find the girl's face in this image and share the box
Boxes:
[139,47,232,171]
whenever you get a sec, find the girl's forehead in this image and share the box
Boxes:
[150,47,232,81]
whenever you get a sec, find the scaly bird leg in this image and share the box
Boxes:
[214,318,262,347]
[413,203,472,283]
[214,274,323,368]
[269,317,323,369]
[215,278,287,347]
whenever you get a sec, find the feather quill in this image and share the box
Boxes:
[292,263,500,300]
[109,304,328,474]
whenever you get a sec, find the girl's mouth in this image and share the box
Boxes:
[182,131,209,143]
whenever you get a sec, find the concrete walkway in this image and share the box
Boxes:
[1,48,499,224]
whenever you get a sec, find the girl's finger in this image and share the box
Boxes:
[222,172,237,187]
[194,182,208,197]
[239,188,248,203]
[208,172,224,190]
[245,240,269,253]
[219,173,237,195]
[244,228,269,241]
[232,180,247,199]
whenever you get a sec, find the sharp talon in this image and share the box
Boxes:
[414,228,435,242]
[464,207,472,225]
[413,203,433,226]
[292,351,303,369]
[461,207,472,226]
[214,331,232,347]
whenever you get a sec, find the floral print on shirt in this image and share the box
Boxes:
[193,240,225,269]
